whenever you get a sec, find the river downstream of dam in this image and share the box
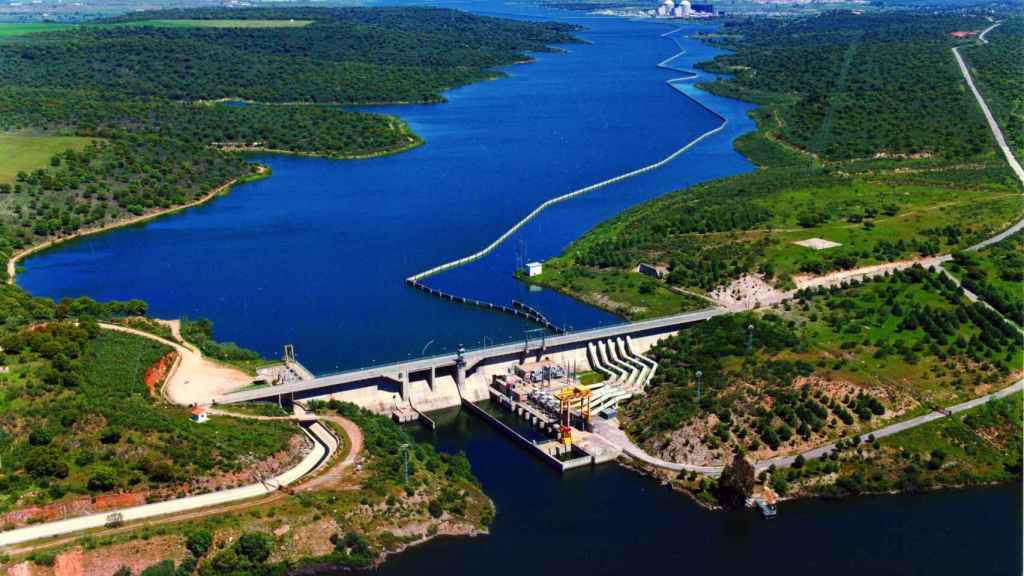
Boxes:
[14,0,1022,572]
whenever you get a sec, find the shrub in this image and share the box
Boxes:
[87,468,117,493]
[428,499,443,518]
[771,474,789,496]
[185,528,213,557]
[233,532,272,564]
[139,560,175,576]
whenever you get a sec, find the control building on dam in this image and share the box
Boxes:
[216,308,724,415]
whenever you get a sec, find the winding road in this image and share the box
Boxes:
[0,418,335,548]
[2,17,1021,551]
[597,380,1023,476]
[598,24,1024,474]
[0,326,353,550]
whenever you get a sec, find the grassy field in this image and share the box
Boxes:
[785,268,1022,406]
[116,19,314,29]
[0,23,76,37]
[523,265,708,320]
[944,231,1023,325]
[0,132,95,183]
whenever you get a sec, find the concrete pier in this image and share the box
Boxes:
[461,396,593,472]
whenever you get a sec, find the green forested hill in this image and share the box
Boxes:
[964,17,1024,157]
[531,10,1022,319]
[701,12,993,160]
[0,7,578,281]
[0,7,573,527]
[1,7,579,104]
[105,7,580,70]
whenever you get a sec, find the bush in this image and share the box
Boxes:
[139,560,175,576]
[428,499,443,518]
[771,474,790,496]
[186,528,213,557]
[29,550,59,566]
[233,532,272,564]
[87,468,117,493]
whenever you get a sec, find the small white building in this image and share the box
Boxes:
[191,406,209,424]
[526,261,543,277]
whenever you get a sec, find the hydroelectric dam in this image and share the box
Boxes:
[215,307,724,414]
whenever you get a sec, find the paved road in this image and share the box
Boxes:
[599,380,1022,475]
[592,418,724,477]
[757,379,1023,470]
[299,415,365,491]
[953,22,1024,190]
[0,419,335,548]
[218,307,725,404]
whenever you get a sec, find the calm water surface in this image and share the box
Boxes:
[19,7,753,373]
[381,407,1022,576]
[17,1,1021,571]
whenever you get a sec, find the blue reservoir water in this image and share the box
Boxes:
[18,11,753,374]
[15,1,1022,572]
[385,407,1022,576]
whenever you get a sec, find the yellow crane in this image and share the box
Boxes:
[555,385,592,447]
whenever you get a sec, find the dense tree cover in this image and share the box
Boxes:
[180,318,262,365]
[0,88,420,158]
[964,16,1024,156]
[702,11,994,159]
[104,7,581,70]
[948,232,1024,325]
[0,134,251,266]
[620,267,1021,461]
[0,327,296,511]
[2,8,579,104]
[0,7,579,273]
[192,399,493,574]
[537,11,1022,315]
[317,400,479,491]
[0,285,145,331]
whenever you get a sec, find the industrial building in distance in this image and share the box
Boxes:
[651,0,716,18]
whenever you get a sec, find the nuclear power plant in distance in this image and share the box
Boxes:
[650,0,717,18]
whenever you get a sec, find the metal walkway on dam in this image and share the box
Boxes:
[215,307,724,405]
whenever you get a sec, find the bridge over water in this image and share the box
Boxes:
[216,307,724,405]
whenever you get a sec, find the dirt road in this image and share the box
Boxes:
[99,322,251,406]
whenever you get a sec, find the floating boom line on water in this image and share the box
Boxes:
[406,26,728,287]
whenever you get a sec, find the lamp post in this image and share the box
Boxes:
[747,323,754,352]
[695,370,703,404]
[400,443,410,483]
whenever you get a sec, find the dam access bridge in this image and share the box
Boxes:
[215,307,724,407]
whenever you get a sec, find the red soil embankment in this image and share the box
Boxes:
[143,351,177,396]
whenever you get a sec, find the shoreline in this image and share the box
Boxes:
[4,165,270,285]
[406,24,733,284]
[223,133,426,161]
